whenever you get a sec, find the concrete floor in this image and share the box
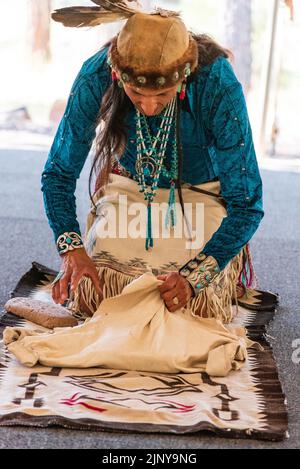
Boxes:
[0,148,299,448]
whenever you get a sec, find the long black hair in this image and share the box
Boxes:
[88,32,233,217]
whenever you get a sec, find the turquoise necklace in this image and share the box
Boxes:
[134,97,179,250]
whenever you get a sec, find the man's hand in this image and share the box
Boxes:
[52,248,103,305]
[157,271,194,312]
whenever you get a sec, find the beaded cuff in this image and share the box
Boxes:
[178,252,220,296]
[56,232,84,255]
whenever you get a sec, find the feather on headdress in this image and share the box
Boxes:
[52,1,141,28]
[51,1,180,28]
[51,1,198,90]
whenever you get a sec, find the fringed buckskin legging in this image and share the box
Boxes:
[70,173,245,323]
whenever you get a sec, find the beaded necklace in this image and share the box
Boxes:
[134,97,179,250]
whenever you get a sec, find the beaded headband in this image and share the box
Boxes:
[107,34,198,90]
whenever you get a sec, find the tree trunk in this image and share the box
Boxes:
[29,0,52,62]
[222,0,252,96]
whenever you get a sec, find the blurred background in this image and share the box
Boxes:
[0,0,298,169]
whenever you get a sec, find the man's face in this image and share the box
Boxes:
[123,81,180,116]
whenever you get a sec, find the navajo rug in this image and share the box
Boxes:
[0,262,288,441]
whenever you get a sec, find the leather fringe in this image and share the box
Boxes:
[69,249,244,324]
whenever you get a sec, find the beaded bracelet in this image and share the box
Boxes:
[56,232,84,255]
[178,252,220,296]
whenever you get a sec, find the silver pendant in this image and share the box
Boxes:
[135,155,157,178]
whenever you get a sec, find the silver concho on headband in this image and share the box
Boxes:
[156,76,166,86]
[121,72,130,82]
[184,63,191,77]
[136,76,147,84]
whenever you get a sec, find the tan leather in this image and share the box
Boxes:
[109,12,199,89]
[117,13,190,68]
[4,272,259,376]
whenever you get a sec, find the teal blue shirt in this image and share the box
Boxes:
[41,46,264,271]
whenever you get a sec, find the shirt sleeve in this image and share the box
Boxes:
[41,71,103,245]
[200,77,264,271]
